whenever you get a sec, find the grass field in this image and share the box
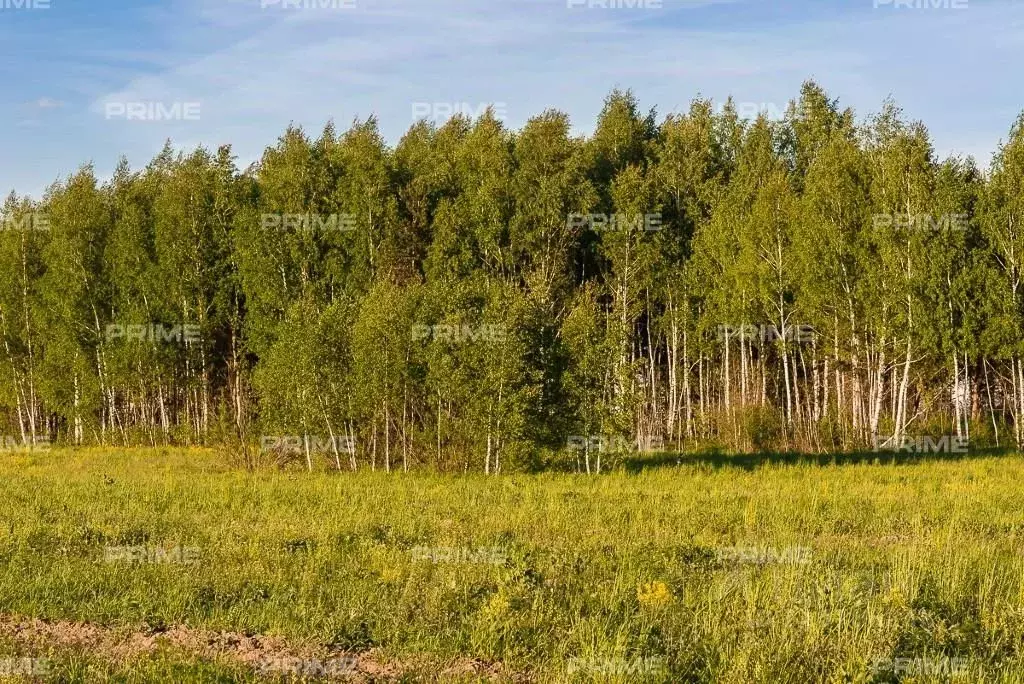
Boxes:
[2,448,1024,682]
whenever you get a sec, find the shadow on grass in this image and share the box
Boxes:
[620,446,1019,473]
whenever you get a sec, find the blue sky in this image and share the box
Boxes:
[1,0,1022,199]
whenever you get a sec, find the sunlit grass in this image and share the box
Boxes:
[2,448,1024,681]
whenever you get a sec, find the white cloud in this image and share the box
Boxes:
[4,0,1022,198]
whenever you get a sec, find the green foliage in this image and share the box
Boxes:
[2,82,1023,467]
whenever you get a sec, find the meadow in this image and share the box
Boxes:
[2,447,1024,682]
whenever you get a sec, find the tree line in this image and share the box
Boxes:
[2,81,1023,471]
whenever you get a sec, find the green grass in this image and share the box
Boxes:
[0,639,259,684]
[2,447,1024,681]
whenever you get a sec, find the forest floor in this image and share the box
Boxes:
[1,447,1024,682]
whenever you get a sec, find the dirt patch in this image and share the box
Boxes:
[0,614,518,681]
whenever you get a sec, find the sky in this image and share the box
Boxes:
[1,0,1022,199]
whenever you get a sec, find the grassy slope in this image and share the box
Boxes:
[2,448,1024,682]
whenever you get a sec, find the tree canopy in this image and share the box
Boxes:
[1,82,1021,470]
